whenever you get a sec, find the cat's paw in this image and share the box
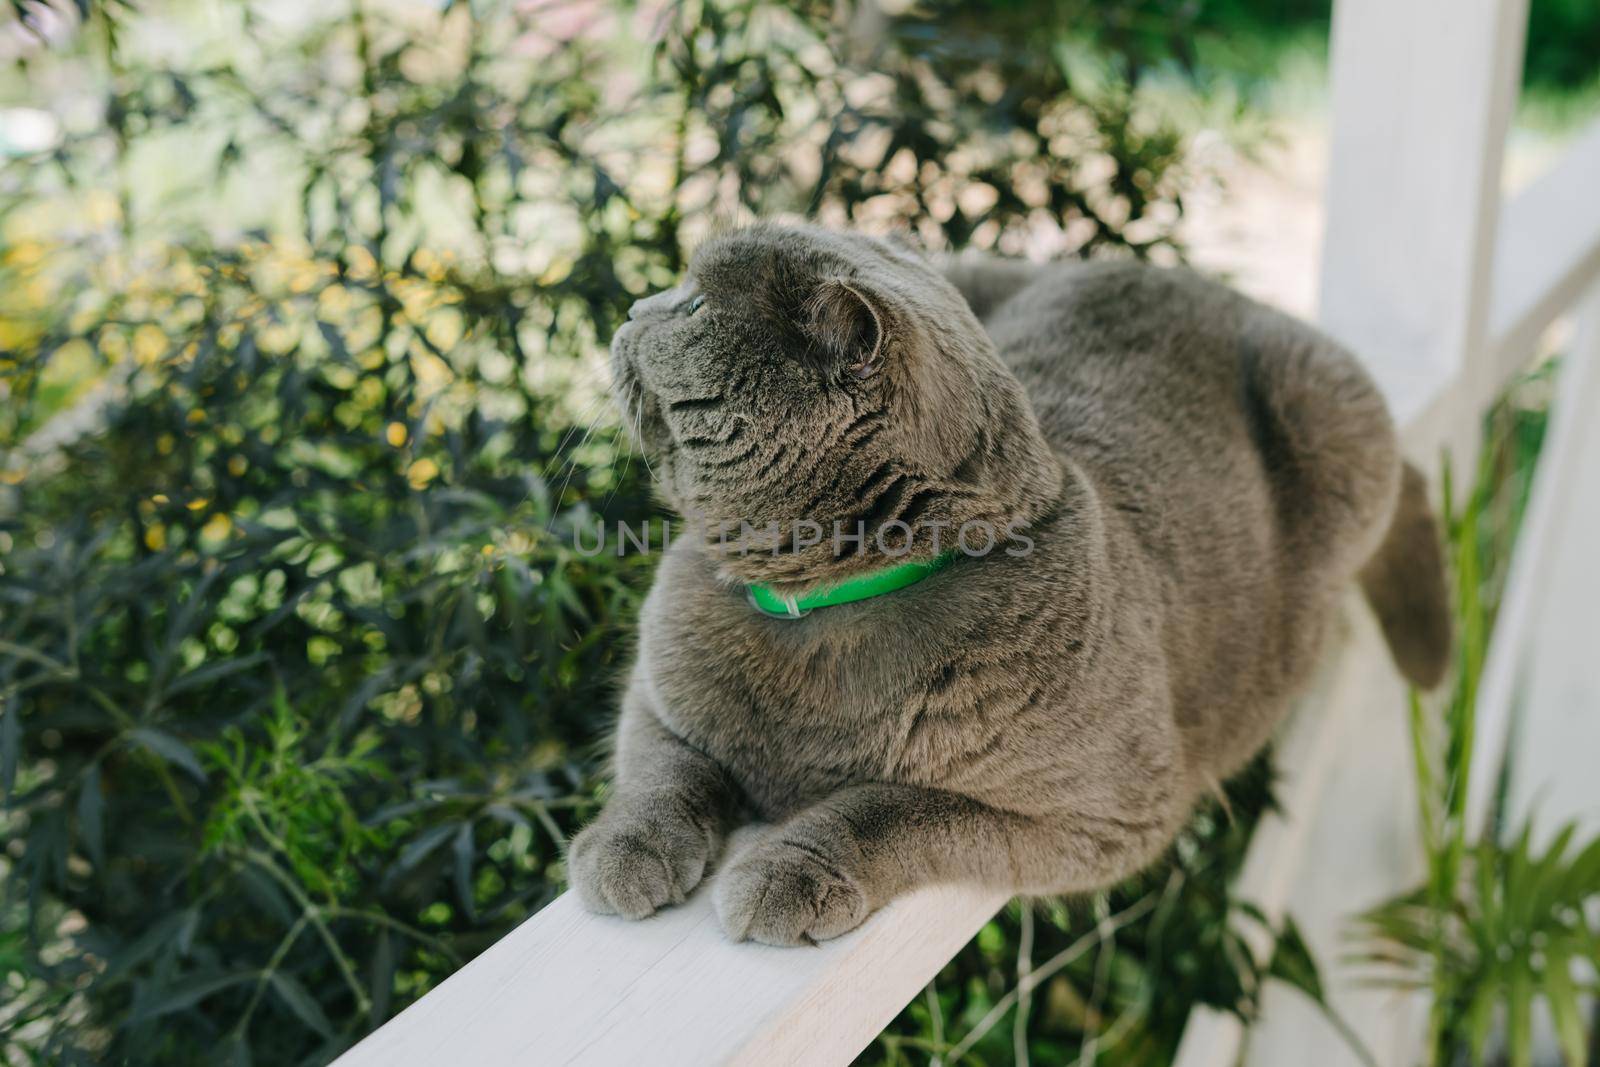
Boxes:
[568,803,716,920]
[713,836,869,946]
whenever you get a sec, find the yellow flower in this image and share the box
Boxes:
[4,240,44,269]
[133,323,166,365]
[537,257,573,286]
[410,349,452,399]
[98,329,128,361]
[317,284,353,316]
[424,307,464,350]
[414,248,445,281]
[406,457,439,489]
[200,513,233,545]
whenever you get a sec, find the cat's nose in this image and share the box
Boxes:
[627,289,680,321]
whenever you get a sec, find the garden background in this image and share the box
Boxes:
[2,1,1598,1065]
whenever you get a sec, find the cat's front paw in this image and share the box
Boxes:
[714,836,869,946]
[569,803,716,920]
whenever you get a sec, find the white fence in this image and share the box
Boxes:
[335,0,1600,1062]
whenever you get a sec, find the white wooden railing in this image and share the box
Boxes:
[336,0,1600,1062]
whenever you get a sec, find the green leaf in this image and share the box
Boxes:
[176,907,201,957]
[1559,834,1600,905]
[162,652,269,699]
[1272,916,1379,1067]
[269,973,335,1039]
[126,727,207,782]
[452,821,476,920]
[1543,946,1588,1067]
[235,865,295,927]
[221,1033,252,1067]
[1506,965,1533,1067]
[394,823,456,873]
[102,911,191,981]
[0,694,17,800]
[1464,978,1499,1066]
[77,763,106,870]
[369,928,395,1025]
[129,971,255,1022]
[1267,916,1323,1002]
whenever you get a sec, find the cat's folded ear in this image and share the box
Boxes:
[806,278,886,379]
[883,230,927,259]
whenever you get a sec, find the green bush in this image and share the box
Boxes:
[1183,0,1600,95]
[0,2,1302,1064]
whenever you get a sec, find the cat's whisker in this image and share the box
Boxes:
[543,389,609,478]
[599,399,637,514]
[632,395,660,488]
[541,399,605,490]
[543,392,615,533]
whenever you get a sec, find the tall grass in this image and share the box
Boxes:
[1354,363,1600,1067]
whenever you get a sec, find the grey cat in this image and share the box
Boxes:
[569,223,1450,946]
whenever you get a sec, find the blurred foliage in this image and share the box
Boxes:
[1,1,1331,1064]
[1522,0,1600,94]
[1354,371,1600,1067]
[1181,0,1600,95]
[1358,824,1600,1067]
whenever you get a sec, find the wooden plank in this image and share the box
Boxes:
[1486,119,1600,394]
[333,880,1005,1067]
[1475,284,1600,840]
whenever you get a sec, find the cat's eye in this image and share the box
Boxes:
[685,294,706,315]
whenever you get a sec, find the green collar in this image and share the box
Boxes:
[745,550,956,619]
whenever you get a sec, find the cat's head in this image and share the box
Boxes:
[610,223,1059,589]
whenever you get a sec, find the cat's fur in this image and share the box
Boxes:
[570,223,1450,945]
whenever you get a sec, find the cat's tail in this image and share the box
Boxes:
[1358,461,1452,689]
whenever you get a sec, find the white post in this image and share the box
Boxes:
[1318,0,1529,478]
[1473,283,1600,840]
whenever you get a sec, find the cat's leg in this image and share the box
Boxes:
[1238,307,1400,577]
[714,783,1176,945]
[1240,307,1450,685]
[936,253,1046,321]
[569,690,742,919]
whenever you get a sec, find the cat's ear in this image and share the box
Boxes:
[806,278,885,379]
[883,230,927,260]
